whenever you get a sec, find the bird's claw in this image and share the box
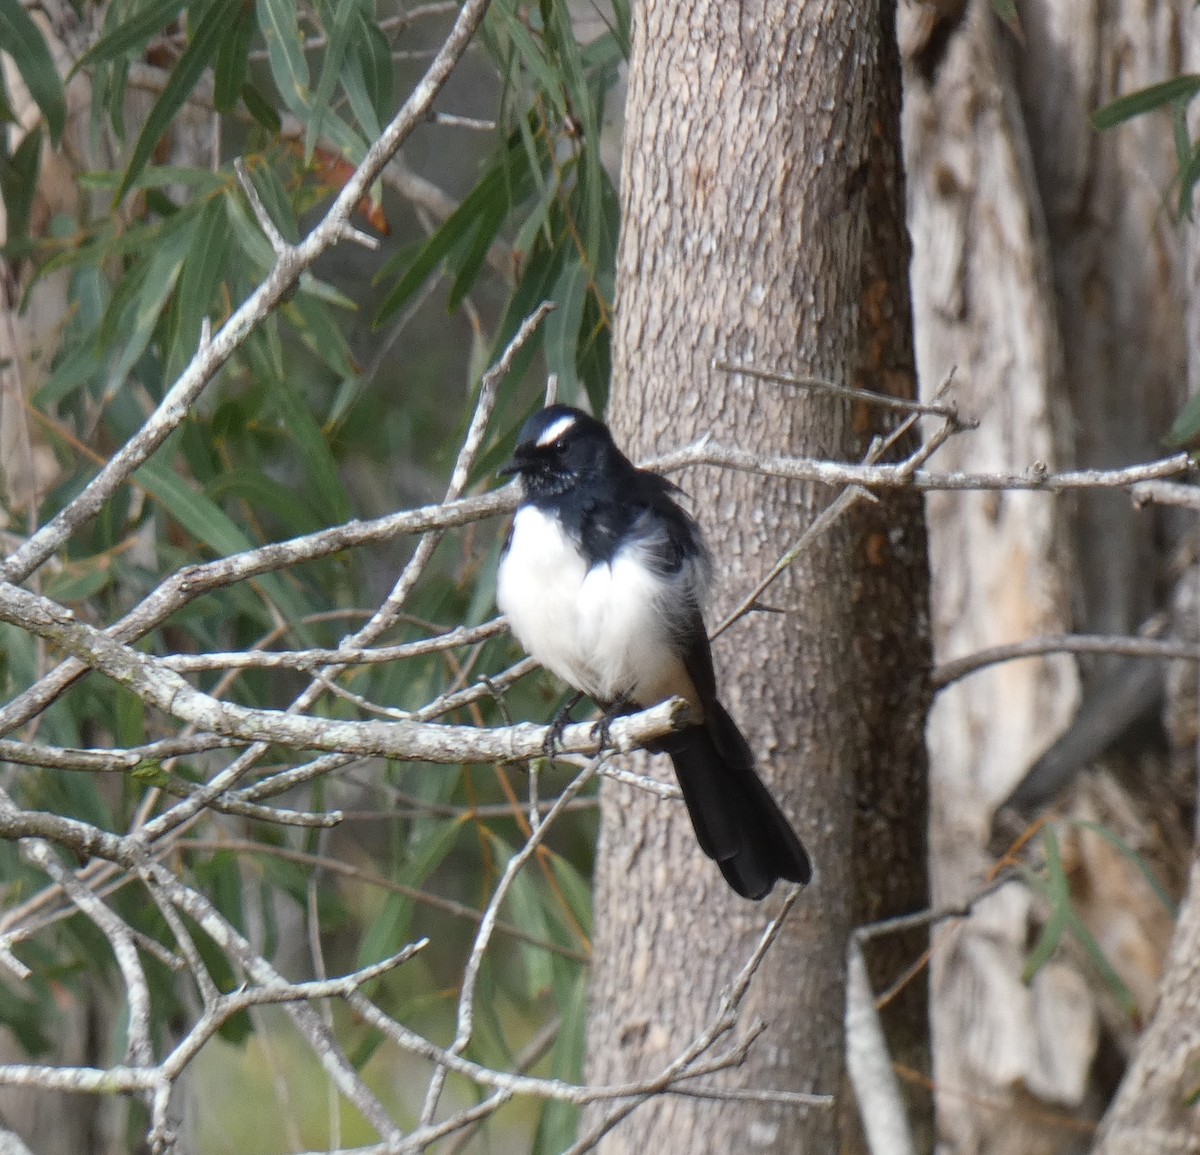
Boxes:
[542,691,584,760]
[591,694,633,754]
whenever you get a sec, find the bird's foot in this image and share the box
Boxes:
[542,691,584,760]
[591,694,634,754]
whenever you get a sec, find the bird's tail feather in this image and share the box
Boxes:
[657,703,812,900]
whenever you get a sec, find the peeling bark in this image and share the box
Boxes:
[903,0,1192,1151]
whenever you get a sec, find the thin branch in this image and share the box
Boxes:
[714,358,966,421]
[177,837,590,963]
[158,618,507,673]
[0,579,693,764]
[931,632,1200,690]
[419,760,600,1122]
[234,158,289,254]
[654,439,1193,493]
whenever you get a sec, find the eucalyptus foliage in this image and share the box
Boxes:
[0,0,626,1149]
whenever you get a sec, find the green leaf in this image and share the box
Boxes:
[1021,827,1070,982]
[1179,135,1200,220]
[132,760,170,788]
[533,971,585,1153]
[544,256,588,401]
[75,0,185,70]
[241,81,282,133]
[135,457,255,557]
[204,466,324,535]
[544,0,602,249]
[44,561,112,604]
[0,0,66,142]
[223,178,277,268]
[511,166,561,258]
[1060,904,1139,1018]
[245,158,299,243]
[213,0,256,112]
[375,130,540,325]
[137,455,314,628]
[306,0,357,161]
[990,0,1024,41]
[547,851,593,941]
[167,193,232,382]
[1166,388,1200,446]
[497,841,554,1000]
[118,0,244,199]
[256,0,310,118]
[103,211,197,394]
[0,74,17,126]
[285,288,360,381]
[1066,819,1177,915]
[81,164,228,194]
[356,819,463,969]
[1093,75,1200,130]
[0,123,43,249]
[0,978,53,1057]
[341,12,392,139]
[489,4,568,122]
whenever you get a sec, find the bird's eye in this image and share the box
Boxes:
[552,439,569,455]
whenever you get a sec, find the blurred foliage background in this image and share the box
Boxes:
[0,0,628,1149]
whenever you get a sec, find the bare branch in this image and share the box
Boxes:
[932,632,1200,690]
[0,580,692,763]
[656,439,1193,493]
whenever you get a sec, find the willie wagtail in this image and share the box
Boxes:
[496,404,812,899]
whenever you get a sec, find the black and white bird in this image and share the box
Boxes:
[496,404,812,899]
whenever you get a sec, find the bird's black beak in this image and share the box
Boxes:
[498,447,529,479]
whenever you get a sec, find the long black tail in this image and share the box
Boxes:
[658,701,812,900]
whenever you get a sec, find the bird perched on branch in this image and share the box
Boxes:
[496,404,811,899]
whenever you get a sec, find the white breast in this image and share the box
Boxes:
[496,505,688,705]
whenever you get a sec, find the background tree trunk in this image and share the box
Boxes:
[1093,859,1200,1151]
[583,2,931,1151]
[902,0,1193,1151]
[1091,7,1200,1148]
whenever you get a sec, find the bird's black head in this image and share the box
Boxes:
[499,405,629,500]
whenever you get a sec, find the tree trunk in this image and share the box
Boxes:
[1093,857,1200,1152]
[583,3,931,1151]
[1091,6,1200,1149]
[902,0,1192,1151]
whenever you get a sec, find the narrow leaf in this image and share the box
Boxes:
[118,0,243,198]
[305,0,357,161]
[1166,388,1200,446]
[1093,75,1200,130]
[0,0,66,141]
[213,0,256,112]
[75,0,185,70]
[263,355,351,523]
[135,457,255,557]
[256,0,310,118]
[103,211,196,394]
[543,256,588,400]
[0,123,43,248]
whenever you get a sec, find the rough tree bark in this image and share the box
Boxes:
[583,2,931,1152]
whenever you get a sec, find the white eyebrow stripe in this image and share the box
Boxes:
[535,414,577,447]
